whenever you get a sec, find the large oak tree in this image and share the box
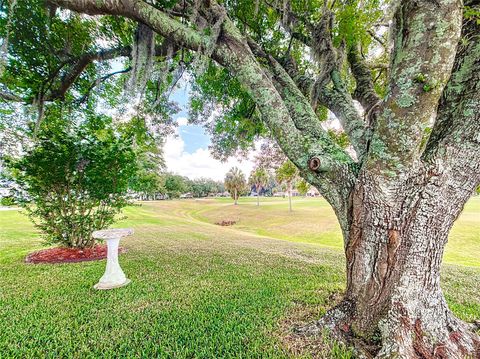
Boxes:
[1,0,480,357]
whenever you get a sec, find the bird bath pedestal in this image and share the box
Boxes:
[92,228,133,290]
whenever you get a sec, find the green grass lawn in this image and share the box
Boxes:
[0,197,479,358]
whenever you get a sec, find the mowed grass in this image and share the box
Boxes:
[191,196,480,267]
[0,197,479,358]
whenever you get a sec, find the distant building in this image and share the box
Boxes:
[273,190,301,197]
[127,190,168,201]
[306,186,321,197]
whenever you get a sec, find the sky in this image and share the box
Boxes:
[165,84,255,182]
[103,58,255,182]
[164,80,348,181]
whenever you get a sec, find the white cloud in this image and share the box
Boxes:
[176,117,188,126]
[164,131,255,181]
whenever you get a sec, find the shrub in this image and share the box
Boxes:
[0,196,15,206]
[7,115,138,248]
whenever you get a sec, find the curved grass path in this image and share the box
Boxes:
[0,197,478,358]
[160,196,480,267]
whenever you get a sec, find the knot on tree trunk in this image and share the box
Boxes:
[308,156,322,172]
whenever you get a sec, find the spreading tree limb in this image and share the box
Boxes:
[424,7,480,192]
[367,0,463,173]
[347,44,381,114]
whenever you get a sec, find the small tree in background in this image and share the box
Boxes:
[164,174,189,199]
[130,171,165,200]
[129,133,166,200]
[224,167,246,205]
[249,167,269,206]
[7,115,139,248]
[188,178,222,198]
[276,160,298,212]
[296,179,309,197]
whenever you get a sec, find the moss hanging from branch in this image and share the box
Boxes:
[127,22,155,94]
[190,3,226,76]
[0,0,17,77]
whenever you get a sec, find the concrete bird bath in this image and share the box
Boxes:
[92,228,133,290]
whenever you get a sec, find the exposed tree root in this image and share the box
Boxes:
[291,300,480,359]
[294,300,379,358]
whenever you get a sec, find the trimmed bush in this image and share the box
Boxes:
[7,115,138,248]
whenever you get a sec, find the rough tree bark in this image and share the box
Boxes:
[44,0,480,357]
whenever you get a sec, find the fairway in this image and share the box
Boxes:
[0,197,479,357]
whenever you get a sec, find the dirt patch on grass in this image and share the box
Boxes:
[25,245,126,264]
[215,220,237,226]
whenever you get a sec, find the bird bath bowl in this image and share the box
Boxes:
[92,228,133,290]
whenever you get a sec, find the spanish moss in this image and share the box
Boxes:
[0,0,17,77]
[127,22,155,94]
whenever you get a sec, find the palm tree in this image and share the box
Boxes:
[249,167,269,206]
[276,160,298,212]
[224,167,246,205]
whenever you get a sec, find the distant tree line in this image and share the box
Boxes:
[131,170,225,200]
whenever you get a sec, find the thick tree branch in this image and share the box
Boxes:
[47,1,208,59]
[366,0,463,173]
[47,46,132,101]
[347,45,381,113]
[276,57,368,160]
[217,0,369,160]
[0,90,23,102]
[245,40,327,141]
[423,9,480,192]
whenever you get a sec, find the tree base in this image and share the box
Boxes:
[294,300,379,358]
[295,300,480,359]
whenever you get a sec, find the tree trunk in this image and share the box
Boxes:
[288,182,292,212]
[302,170,480,358]
[234,188,238,205]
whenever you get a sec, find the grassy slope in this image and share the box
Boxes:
[0,198,478,358]
[192,196,480,267]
